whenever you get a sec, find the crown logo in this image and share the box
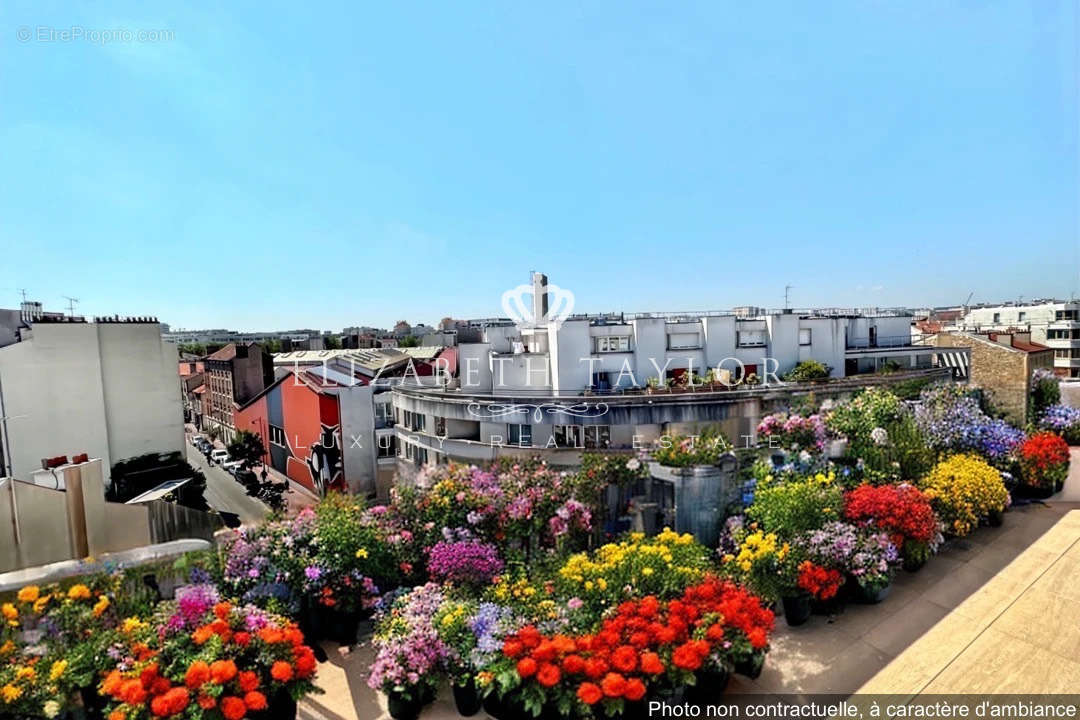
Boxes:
[501,282,575,329]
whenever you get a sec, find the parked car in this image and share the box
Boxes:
[190,434,205,445]
[221,460,243,475]
[210,449,230,465]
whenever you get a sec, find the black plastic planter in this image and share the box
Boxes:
[686,667,730,704]
[734,652,766,679]
[387,692,423,720]
[452,678,483,717]
[781,594,812,626]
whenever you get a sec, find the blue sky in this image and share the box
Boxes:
[1,1,1076,331]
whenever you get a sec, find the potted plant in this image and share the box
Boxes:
[919,454,1009,538]
[367,585,450,720]
[98,586,320,720]
[433,599,484,717]
[843,483,941,573]
[847,530,900,604]
[1018,432,1070,498]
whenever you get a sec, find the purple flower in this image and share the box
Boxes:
[426,540,504,586]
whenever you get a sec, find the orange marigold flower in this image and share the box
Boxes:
[561,654,585,675]
[233,631,251,647]
[577,682,603,705]
[601,672,627,698]
[244,691,268,711]
[515,657,538,678]
[108,711,126,720]
[536,663,561,688]
[640,652,664,675]
[185,661,211,690]
[624,677,646,702]
[259,627,284,645]
[221,695,247,720]
[238,670,259,693]
[611,646,637,674]
[197,693,217,709]
[192,625,214,646]
[210,659,238,685]
[213,602,232,620]
[120,678,147,706]
[270,661,294,682]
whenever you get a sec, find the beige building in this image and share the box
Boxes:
[930,331,1054,425]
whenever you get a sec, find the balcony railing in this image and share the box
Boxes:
[845,334,918,350]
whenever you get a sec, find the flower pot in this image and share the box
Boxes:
[252,689,298,720]
[482,692,525,720]
[734,652,766,679]
[853,582,891,605]
[781,593,812,627]
[902,554,926,572]
[686,667,730,704]
[1019,484,1055,500]
[452,678,482,717]
[811,591,845,616]
[987,509,1004,527]
[329,608,360,646]
[80,686,109,719]
[387,691,423,720]
[1055,478,1065,493]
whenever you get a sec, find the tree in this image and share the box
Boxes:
[398,335,421,348]
[324,334,342,350]
[261,339,282,353]
[227,429,265,470]
[178,342,207,356]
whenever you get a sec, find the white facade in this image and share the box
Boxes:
[0,320,184,482]
[391,273,948,472]
[960,301,1080,377]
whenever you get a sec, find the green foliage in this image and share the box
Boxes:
[324,334,342,350]
[315,492,396,596]
[108,452,208,510]
[226,429,265,470]
[1031,372,1061,417]
[652,427,732,467]
[783,360,831,382]
[177,342,206,356]
[826,387,903,454]
[397,335,421,347]
[745,474,844,538]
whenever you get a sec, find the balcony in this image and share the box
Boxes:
[845,334,917,350]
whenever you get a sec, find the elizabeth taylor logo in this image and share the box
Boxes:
[501,282,575,329]
[467,400,609,423]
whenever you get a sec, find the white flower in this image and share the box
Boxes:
[870,427,889,446]
[43,701,61,719]
[626,458,641,471]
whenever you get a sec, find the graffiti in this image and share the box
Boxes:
[305,423,344,496]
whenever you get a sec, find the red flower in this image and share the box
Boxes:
[1020,433,1070,488]
[844,483,937,545]
[238,670,259,693]
[584,657,608,679]
[516,658,538,678]
[233,631,251,647]
[611,646,637,673]
[577,682,603,705]
[640,652,664,675]
[270,661,294,682]
[221,696,247,720]
[210,659,238,685]
[672,642,704,671]
[536,663,561,688]
[601,672,627,698]
[502,639,524,658]
[244,691,268,711]
[561,654,585,675]
[624,677,647,702]
[796,561,845,601]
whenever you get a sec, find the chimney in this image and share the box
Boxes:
[531,272,549,325]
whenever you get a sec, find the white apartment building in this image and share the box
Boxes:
[391,273,956,471]
[0,307,185,482]
[959,301,1080,377]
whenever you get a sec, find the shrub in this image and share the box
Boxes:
[1030,369,1061,418]
[651,428,731,467]
[756,413,827,453]
[919,454,1008,537]
[745,473,844,538]
[783,360,831,382]
[915,385,1025,466]
[1038,404,1080,445]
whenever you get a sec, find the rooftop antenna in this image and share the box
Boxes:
[62,296,79,317]
[784,285,793,310]
[17,289,28,303]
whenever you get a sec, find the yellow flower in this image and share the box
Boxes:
[641,567,654,576]
[122,617,147,635]
[355,548,369,559]
[1,684,23,704]
[1,604,16,622]
[33,595,51,613]
[15,666,35,682]
[67,584,92,601]
[92,595,110,617]
[0,641,14,656]
[49,659,67,682]
[16,586,39,604]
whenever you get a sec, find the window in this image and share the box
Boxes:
[377,435,396,458]
[553,425,583,447]
[403,410,426,432]
[269,424,286,447]
[798,328,812,346]
[434,416,446,437]
[375,402,392,424]
[594,336,631,353]
[667,332,701,350]
[737,330,767,348]
[993,313,1001,323]
[1018,312,1026,322]
[508,424,532,446]
[584,425,611,449]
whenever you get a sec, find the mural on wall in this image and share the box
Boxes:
[235,373,347,497]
